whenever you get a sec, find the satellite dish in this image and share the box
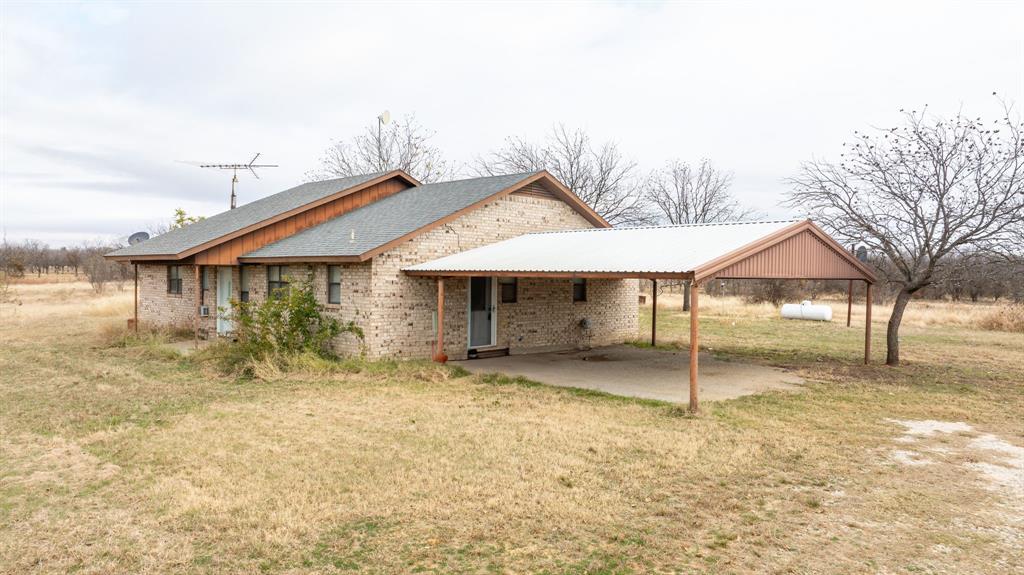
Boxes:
[128,231,150,245]
[378,110,391,125]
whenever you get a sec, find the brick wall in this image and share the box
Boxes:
[231,263,370,355]
[496,277,638,354]
[310,263,372,356]
[138,264,233,335]
[366,194,639,359]
[138,264,204,332]
[137,194,639,358]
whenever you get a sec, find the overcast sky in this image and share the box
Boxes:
[3,1,1023,246]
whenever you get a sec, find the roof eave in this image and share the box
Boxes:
[404,269,692,279]
[236,255,364,264]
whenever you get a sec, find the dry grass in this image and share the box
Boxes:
[977,303,1024,333]
[652,291,1021,331]
[2,282,1022,574]
[7,272,92,285]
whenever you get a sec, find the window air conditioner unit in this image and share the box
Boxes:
[199,305,210,317]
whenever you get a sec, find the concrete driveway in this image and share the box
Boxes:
[455,344,803,403]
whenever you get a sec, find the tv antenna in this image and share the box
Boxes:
[178,153,278,209]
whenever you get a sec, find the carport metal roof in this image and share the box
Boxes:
[410,219,877,414]
[405,219,877,283]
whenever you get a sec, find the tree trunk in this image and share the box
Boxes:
[682,281,691,312]
[886,288,913,366]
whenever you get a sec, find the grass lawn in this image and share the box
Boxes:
[1,283,1022,574]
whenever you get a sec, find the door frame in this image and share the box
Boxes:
[466,276,497,349]
[216,266,234,335]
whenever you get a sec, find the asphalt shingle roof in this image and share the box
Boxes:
[107,172,388,258]
[241,172,538,259]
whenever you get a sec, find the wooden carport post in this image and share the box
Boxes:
[133,263,139,333]
[433,277,448,363]
[689,281,699,412]
[194,264,201,349]
[846,279,853,327]
[864,282,872,365]
[651,279,657,346]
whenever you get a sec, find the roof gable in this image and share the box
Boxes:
[693,220,877,282]
[106,170,418,261]
[239,171,607,262]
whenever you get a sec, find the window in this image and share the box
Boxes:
[327,265,341,304]
[166,265,182,294]
[200,267,211,304]
[267,265,289,298]
[499,277,517,303]
[239,266,251,302]
[572,278,587,302]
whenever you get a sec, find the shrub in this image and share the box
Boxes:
[0,272,18,305]
[231,277,363,360]
[744,279,801,307]
[977,304,1024,333]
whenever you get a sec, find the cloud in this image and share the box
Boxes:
[3,0,1023,246]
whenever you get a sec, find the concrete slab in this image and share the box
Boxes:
[455,344,803,403]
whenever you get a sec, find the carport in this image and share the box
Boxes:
[405,219,877,412]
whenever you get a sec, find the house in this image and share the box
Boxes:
[107,171,640,360]
[109,169,878,410]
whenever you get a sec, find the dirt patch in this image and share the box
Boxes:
[1,434,121,489]
[888,419,1024,551]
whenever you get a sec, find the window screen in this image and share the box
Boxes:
[166,266,182,294]
[239,266,251,302]
[200,267,211,304]
[327,265,341,304]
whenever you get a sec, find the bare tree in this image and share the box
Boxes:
[786,102,1024,365]
[82,252,119,293]
[475,125,651,226]
[307,114,452,183]
[646,159,755,225]
[62,247,82,276]
[645,159,756,310]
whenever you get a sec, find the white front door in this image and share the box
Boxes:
[468,277,496,348]
[216,267,234,335]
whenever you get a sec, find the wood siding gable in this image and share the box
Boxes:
[694,221,876,282]
[193,176,413,265]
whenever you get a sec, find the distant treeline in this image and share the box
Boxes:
[0,240,131,292]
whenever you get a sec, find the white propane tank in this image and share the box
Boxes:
[781,300,833,321]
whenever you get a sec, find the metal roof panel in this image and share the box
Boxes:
[404,220,802,274]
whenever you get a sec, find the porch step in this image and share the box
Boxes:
[467,347,510,359]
